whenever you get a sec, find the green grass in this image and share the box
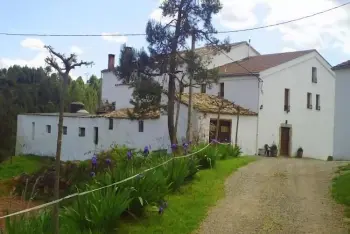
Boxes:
[332,163,350,218]
[119,156,255,234]
[0,155,52,180]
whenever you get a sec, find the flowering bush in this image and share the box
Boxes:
[192,143,218,169]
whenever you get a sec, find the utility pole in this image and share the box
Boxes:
[235,106,240,146]
[186,29,195,142]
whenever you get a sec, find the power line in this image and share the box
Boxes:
[1,1,349,37]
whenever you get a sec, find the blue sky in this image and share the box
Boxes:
[1,0,350,79]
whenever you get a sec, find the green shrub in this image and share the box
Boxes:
[186,156,200,180]
[163,158,190,191]
[2,210,52,234]
[62,185,132,233]
[192,143,217,169]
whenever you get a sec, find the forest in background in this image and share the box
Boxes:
[0,65,101,161]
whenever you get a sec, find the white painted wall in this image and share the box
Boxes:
[197,113,257,155]
[333,68,350,160]
[257,51,335,160]
[16,114,170,161]
[192,76,260,112]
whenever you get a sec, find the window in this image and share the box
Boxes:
[138,120,144,132]
[31,122,35,140]
[284,88,290,112]
[219,83,224,97]
[109,118,113,130]
[200,84,206,93]
[94,127,99,145]
[312,67,317,83]
[46,125,51,133]
[307,92,312,109]
[316,94,321,111]
[79,127,85,137]
[63,126,67,135]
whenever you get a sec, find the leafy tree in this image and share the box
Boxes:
[116,0,230,144]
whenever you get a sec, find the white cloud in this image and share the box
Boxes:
[281,47,297,53]
[216,0,350,54]
[101,32,128,43]
[0,52,47,68]
[20,38,45,51]
[70,45,83,55]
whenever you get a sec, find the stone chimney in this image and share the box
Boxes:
[108,54,115,70]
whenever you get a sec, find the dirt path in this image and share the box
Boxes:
[197,157,348,234]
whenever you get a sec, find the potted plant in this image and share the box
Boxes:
[296,147,303,158]
[270,143,278,157]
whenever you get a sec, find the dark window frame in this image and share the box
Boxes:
[200,84,206,93]
[316,94,321,111]
[284,88,290,112]
[109,118,113,130]
[46,125,51,133]
[63,126,67,135]
[307,92,312,109]
[138,120,144,132]
[94,127,99,145]
[79,127,86,137]
[312,67,318,83]
[219,83,224,97]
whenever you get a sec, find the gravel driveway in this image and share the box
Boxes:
[197,157,348,234]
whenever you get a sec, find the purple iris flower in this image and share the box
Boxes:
[183,142,189,154]
[171,144,177,149]
[158,206,164,215]
[211,139,218,144]
[143,146,149,156]
[90,171,96,177]
[91,154,97,165]
[127,150,132,160]
[105,158,111,165]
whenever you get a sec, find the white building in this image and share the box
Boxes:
[333,60,350,160]
[214,50,335,160]
[16,42,336,161]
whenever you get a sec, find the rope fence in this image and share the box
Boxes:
[0,141,233,219]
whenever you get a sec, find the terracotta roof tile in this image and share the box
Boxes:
[332,60,350,70]
[218,50,315,76]
[97,108,160,119]
[178,93,257,116]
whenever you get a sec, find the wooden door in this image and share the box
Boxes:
[209,119,231,143]
[280,127,290,156]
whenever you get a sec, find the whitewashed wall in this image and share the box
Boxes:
[257,51,335,160]
[16,103,192,161]
[196,113,258,155]
[192,76,260,111]
[333,68,350,160]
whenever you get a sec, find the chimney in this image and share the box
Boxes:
[247,39,251,59]
[108,54,115,71]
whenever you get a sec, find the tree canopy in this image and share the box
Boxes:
[116,0,230,144]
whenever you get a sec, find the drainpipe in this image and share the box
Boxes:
[255,76,262,155]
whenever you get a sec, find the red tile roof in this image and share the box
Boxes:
[218,50,315,76]
[332,60,350,70]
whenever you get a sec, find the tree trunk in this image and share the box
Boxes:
[52,73,68,234]
[186,31,195,142]
[175,85,183,138]
[168,74,177,144]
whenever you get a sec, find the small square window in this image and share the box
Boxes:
[219,83,224,97]
[316,94,321,111]
[109,118,113,130]
[46,125,51,133]
[138,120,144,132]
[63,126,67,135]
[79,127,85,137]
[200,84,206,93]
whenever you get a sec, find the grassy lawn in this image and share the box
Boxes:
[332,164,350,218]
[119,156,256,234]
[0,155,52,181]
